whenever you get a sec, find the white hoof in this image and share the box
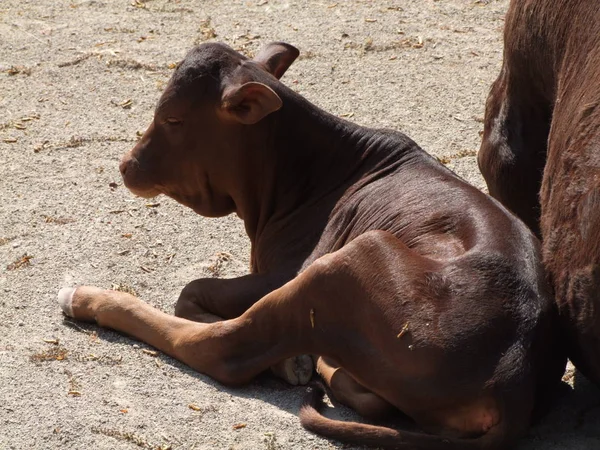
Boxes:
[57,287,76,317]
[271,355,314,386]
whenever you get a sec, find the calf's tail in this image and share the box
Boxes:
[299,384,519,450]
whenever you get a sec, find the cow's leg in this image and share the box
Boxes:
[57,284,311,386]
[315,356,395,420]
[539,78,600,385]
[478,5,555,237]
[174,271,295,321]
[478,67,552,236]
[58,234,405,388]
[173,270,312,385]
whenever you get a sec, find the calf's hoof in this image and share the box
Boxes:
[57,285,113,322]
[57,287,76,317]
[271,355,314,385]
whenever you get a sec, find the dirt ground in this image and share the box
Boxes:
[2,0,600,449]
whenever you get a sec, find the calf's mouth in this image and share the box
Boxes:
[119,154,161,199]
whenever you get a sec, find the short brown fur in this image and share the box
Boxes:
[479,0,600,383]
[62,41,565,449]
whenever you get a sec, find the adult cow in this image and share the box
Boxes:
[479,0,600,384]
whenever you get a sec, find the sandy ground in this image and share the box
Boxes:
[2,0,600,449]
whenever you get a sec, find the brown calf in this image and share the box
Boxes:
[479,0,600,384]
[58,42,565,449]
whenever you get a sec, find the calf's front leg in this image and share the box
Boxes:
[174,271,295,321]
[58,285,305,386]
[174,270,313,385]
[58,276,313,386]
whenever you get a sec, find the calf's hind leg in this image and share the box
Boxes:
[315,356,395,420]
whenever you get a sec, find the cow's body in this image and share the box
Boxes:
[58,42,565,449]
[479,0,600,384]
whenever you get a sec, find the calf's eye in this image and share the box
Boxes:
[165,118,182,126]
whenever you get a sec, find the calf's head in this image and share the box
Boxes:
[119,42,299,217]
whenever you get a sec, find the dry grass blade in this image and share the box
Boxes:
[396,322,410,339]
[42,215,75,225]
[91,426,172,449]
[0,236,16,246]
[62,318,97,337]
[111,283,137,296]
[5,65,31,76]
[7,254,33,270]
[110,98,132,109]
[30,346,68,362]
[57,54,92,68]
[131,0,147,9]
[207,252,232,277]
[33,135,138,153]
[199,18,217,41]
[106,58,165,72]
[438,149,478,165]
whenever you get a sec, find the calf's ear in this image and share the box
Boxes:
[220,81,283,125]
[253,42,300,79]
